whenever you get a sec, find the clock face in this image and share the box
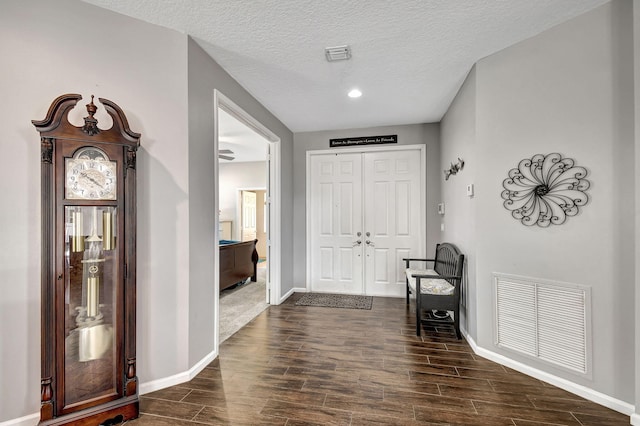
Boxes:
[65,147,117,200]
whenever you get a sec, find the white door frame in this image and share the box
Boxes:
[213,90,282,349]
[306,144,427,292]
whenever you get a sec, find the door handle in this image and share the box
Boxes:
[365,240,375,247]
[352,240,362,247]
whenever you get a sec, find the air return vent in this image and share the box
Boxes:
[325,45,351,62]
[494,273,591,375]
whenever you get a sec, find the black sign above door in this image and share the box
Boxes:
[330,134,397,147]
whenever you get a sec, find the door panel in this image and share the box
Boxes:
[309,153,363,294]
[396,181,411,235]
[320,247,333,279]
[373,181,390,235]
[319,183,333,234]
[363,150,423,297]
[241,190,257,241]
[309,149,423,296]
[339,248,354,280]
[255,190,267,259]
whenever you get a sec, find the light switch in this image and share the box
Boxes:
[466,183,474,197]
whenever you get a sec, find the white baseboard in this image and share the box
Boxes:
[631,412,640,425]
[279,286,298,303]
[288,287,307,295]
[462,330,635,418]
[1,349,218,426]
[0,413,39,426]
[139,348,217,395]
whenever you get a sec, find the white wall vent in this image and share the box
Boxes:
[494,273,591,376]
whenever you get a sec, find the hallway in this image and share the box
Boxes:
[129,295,628,425]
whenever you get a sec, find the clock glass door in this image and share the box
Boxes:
[63,205,119,408]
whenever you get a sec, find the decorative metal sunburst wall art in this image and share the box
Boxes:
[501,153,590,227]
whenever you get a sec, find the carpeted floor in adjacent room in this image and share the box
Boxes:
[219,264,268,343]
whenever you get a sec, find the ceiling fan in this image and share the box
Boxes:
[219,149,235,161]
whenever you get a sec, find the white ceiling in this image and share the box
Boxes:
[84,0,608,134]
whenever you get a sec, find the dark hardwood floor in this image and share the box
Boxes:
[126,293,629,425]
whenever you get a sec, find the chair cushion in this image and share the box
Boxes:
[406,268,455,296]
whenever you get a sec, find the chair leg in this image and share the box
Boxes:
[453,308,461,340]
[406,279,410,305]
[415,285,421,336]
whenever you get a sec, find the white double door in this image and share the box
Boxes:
[308,146,425,297]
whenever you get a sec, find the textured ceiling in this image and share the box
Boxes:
[83,0,608,133]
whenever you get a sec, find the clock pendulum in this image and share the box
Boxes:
[76,207,112,362]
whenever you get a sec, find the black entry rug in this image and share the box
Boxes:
[295,293,373,310]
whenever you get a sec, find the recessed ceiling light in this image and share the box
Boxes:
[348,89,362,98]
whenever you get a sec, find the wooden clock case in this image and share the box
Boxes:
[33,94,140,425]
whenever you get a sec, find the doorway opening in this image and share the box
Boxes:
[238,189,267,263]
[214,90,281,347]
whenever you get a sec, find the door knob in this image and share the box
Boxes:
[365,240,375,247]
[352,240,362,247]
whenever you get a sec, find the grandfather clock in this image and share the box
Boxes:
[33,94,140,425]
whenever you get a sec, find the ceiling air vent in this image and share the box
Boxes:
[325,45,351,62]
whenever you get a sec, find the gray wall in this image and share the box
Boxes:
[186,39,217,368]
[0,1,294,422]
[441,1,635,404]
[634,0,640,420]
[187,37,294,365]
[219,161,268,234]
[440,66,477,339]
[0,0,190,421]
[292,124,440,288]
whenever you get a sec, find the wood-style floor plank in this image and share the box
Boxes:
[127,294,629,425]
